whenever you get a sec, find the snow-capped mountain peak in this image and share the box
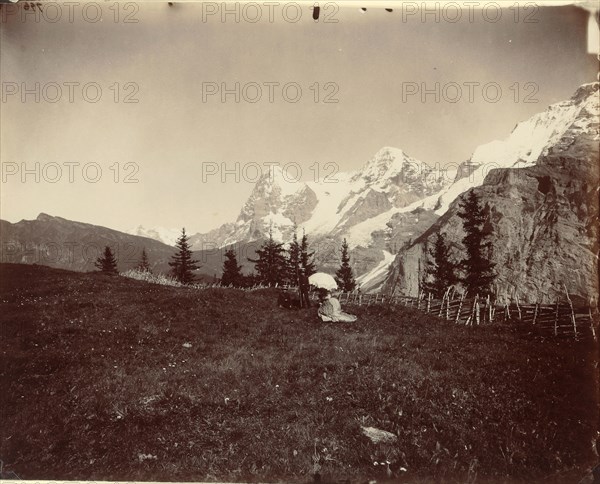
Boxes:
[127,225,181,246]
[417,81,600,215]
[358,146,408,182]
[257,164,306,198]
[193,144,454,250]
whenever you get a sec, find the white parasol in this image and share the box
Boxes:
[308,272,338,290]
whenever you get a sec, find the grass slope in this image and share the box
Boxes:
[0,263,598,482]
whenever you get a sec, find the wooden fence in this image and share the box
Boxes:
[331,289,599,341]
[239,283,598,341]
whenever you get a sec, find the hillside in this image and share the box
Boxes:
[0,214,244,281]
[0,214,175,273]
[1,263,597,482]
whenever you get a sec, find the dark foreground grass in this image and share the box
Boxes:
[0,263,598,483]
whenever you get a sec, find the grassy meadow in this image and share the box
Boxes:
[0,263,597,482]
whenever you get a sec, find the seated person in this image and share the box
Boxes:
[317,288,357,323]
[278,290,301,309]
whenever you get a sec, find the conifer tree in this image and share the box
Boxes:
[457,190,495,295]
[335,238,356,292]
[242,271,260,288]
[137,248,152,273]
[221,248,243,287]
[300,230,316,277]
[169,228,201,285]
[95,246,118,274]
[422,233,457,298]
[248,227,287,286]
[286,229,301,286]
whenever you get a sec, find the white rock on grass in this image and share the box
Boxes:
[137,453,157,462]
[361,426,398,444]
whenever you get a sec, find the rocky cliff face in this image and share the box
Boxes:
[384,83,599,303]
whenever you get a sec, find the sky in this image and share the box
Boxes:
[0,2,597,234]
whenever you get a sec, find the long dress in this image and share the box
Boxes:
[318,297,357,322]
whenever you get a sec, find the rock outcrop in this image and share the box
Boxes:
[384,83,599,303]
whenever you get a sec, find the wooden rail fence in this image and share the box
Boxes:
[331,289,599,341]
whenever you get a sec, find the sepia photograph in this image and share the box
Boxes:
[1,1,599,482]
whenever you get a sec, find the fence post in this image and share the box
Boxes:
[532,303,539,325]
[589,297,597,340]
[554,300,559,337]
[563,284,577,339]
[515,294,522,320]
[455,292,465,324]
[426,293,432,313]
[439,288,449,317]
[466,296,478,326]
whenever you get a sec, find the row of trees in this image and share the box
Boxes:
[422,190,495,297]
[94,190,493,296]
[94,245,151,275]
[93,230,195,278]
[222,228,357,291]
[95,226,358,291]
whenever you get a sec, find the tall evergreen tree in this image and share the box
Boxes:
[242,271,260,288]
[300,229,316,277]
[286,229,301,286]
[169,228,201,285]
[248,227,287,286]
[95,246,118,274]
[422,233,457,298]
[221,248,243,287]
[335,238,356,292]
[137,248,152,273]
[457,190,495,295]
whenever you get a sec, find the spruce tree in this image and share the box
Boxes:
[95,246,118,274]
[422,233,457,298]
[286,229,301,286]
[457,190,495,296]
[248,227,287,286]
[242,272,259,288]
[335,238,356,292]
[221,248,243,287]
[300,230,316,277]
[169,228,201,285]
[137,248,152,273]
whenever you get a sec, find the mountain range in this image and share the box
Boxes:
[1,82,598,301]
